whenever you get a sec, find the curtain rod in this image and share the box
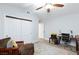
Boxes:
[6,15,32,22]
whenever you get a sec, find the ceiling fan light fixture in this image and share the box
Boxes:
[45,3,52,9]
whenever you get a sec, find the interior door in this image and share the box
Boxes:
[4,18,20,40]
[39,23,44,39]
[21,20,32,43]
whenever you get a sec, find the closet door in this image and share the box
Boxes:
[0,10,4,38]
[21,20,32,43]
[4,17,32,42]
[4,18,21,40]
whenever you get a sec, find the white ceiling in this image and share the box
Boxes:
[35,3,79,22]
[0,3,79,22]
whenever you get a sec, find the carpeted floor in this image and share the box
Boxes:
[34,39,77,55]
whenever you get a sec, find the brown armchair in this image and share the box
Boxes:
[0,37,34,55]
[75,35,79,55]
[49,34,60,44]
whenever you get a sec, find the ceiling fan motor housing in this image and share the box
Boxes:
[47,8,50,13]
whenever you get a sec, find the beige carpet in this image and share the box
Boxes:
[34,39,77,55]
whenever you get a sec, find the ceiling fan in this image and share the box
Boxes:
[36,3,64,13]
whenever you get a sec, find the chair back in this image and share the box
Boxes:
[51,34,57,39]
[61,33,70,42]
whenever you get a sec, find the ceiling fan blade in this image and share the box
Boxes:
[53,4,64,7]
[36,6,43,10]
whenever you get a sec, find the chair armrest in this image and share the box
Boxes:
[19,43,34,55]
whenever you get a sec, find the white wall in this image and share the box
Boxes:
[44,14,79,39]
[0,4,39,43]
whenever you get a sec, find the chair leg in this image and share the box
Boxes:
[49,39,50,43]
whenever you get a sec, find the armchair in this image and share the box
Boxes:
[0,37,34,55]
[75,35,79,55]
[49,34,59,44]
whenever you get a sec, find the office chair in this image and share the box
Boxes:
[61,33,70,44]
